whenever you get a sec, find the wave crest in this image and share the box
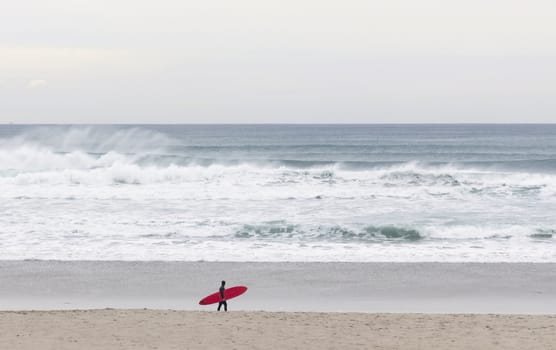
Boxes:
[233,223,423,242]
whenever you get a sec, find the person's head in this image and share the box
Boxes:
[221,280,226,286]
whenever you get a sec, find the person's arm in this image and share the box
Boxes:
[220,288,225,301]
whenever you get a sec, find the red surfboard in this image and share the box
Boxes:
[199,286,248,305]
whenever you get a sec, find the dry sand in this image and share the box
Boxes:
[1,310,555,350]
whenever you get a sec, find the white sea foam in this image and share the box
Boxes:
[0,125,555,262]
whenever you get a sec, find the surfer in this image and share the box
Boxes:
[217,280,227,311]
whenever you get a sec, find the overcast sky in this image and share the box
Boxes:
[1,0,555,123]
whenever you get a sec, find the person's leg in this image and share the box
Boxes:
[217,302,222,311]
[223,301,227,312]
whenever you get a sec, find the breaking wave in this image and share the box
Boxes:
[233,224,423,242]
[1,125,555,262]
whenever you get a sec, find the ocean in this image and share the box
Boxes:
[1,124,555,262]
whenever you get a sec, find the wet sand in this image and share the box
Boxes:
[0,261,555,313]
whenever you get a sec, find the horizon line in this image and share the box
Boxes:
[1,122,556,126]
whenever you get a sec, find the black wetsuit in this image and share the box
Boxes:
[217,286,227,311]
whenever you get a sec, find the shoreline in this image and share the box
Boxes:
[1,261,555,313]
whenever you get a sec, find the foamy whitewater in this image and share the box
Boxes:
[1,124,555,262]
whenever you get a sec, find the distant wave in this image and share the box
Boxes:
[1,150,555,202]
[2,125,556,172]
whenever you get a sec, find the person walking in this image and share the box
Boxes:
[217,280,227,311]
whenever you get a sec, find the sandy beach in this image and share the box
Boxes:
[1,310,555,350]
[1,261,555,348]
